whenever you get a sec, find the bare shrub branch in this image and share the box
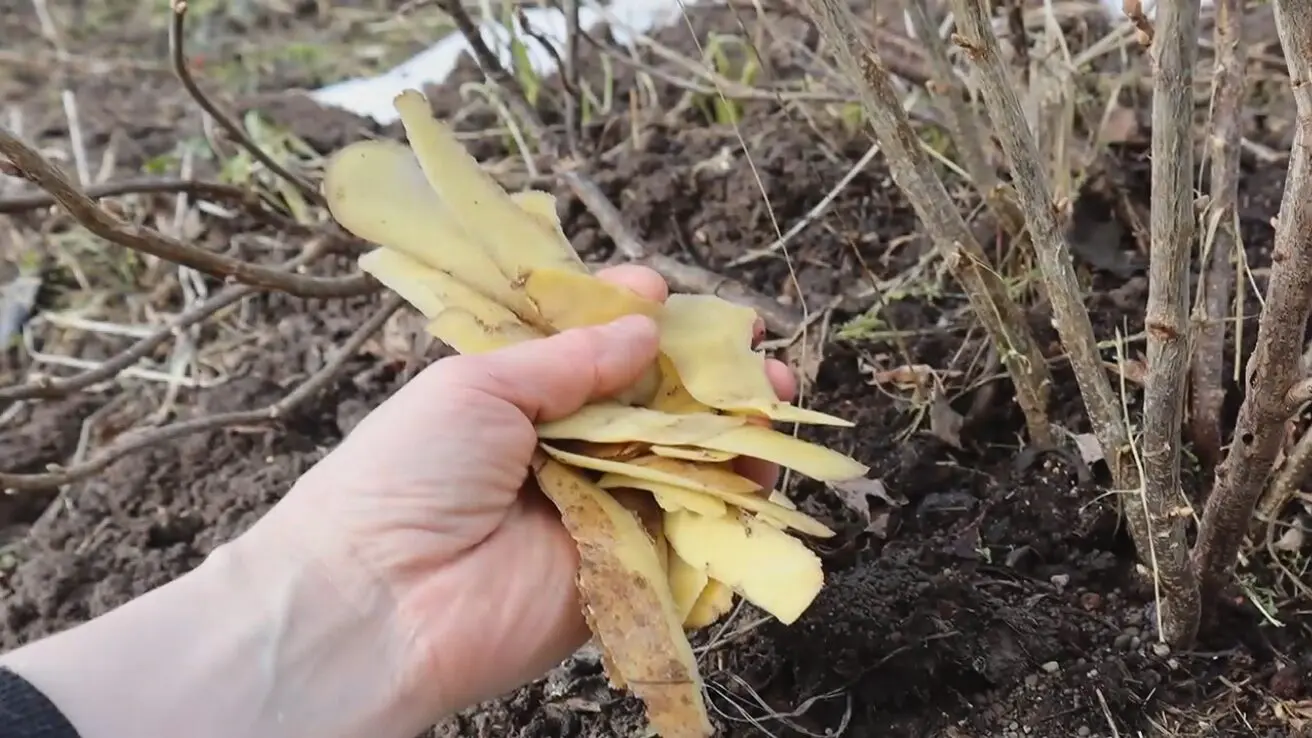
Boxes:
[1260,423,1312,528]
[0,178,254,214]
[902,0,1023,236]
[0,131,377,297]
[0,245,337,402]
[942,0,1124,466]
[168,0,323,207]
[1192,0,1312,607]
[1140,0,1203,646]
[0,295,403,491]
[435,0,805,335]
[796,0,1056,448]
[1190,0,1246,475]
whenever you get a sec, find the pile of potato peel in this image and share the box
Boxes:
[322,89,870,738]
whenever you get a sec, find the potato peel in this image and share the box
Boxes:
[665,510,824,625]
[321,88,874,738]
[658,294,854,427]
[534,459,711,737]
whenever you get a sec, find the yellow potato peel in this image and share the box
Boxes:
[538,404,869,482]
[596,469,833,538]
[658,294,854,427]
[667,550,711,624]
[321,88,873,738]
[597,474,730,518]
[649,445,738,464]
[665,510,824,625]
[534,459,710,737]
[683,578,735,629]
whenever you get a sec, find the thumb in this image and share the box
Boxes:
[437,314,661,422]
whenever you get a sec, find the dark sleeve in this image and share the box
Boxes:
[0,667,81,738]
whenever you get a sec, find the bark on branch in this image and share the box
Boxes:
[0,129,377,298]
[1190,0,1246,475]
[902,0,1023,236]
[798,0,1056,447]
[944,0,1128,478]
[1141,0,1203,647]
[943,0,1206,639]
[1192,0,1312,608]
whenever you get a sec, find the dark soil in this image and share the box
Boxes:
[2,1,1309,737]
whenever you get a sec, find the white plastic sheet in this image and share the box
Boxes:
[310,0,709,124]
[309,0,1192,125]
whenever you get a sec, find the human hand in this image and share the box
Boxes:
[240,264,798,733]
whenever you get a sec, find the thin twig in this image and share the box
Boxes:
[0,177,257,214]
[0,295,403,491]
[435,0,804,335]
[903,0,1023,236]
[1140,0,1203,647]
[168,0,323,207]
[1192,0,1312,609]
[1261,423,1312,524]
[1122,0,1156,46]
[799,0,1055,447]
[1190,0,1246,475]
[946,0,1131,480]
[563,0,581,158]
[731,142,883,267]
[0,129,377,298]
[0,246,330,402]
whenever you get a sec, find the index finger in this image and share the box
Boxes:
[593,264,669,304]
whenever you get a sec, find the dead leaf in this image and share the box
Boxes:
[1275,522,1306,552]
[0,275,40,348]
[929,393,964,449]
[864,363,962,391]
[1104,356,1148,386]
[1073,433,1104,465]
[1099,104,1140,144]
[829,477,905,535]
[364,307,431,363]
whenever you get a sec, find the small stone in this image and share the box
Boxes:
[1151,642,1171,657]
[1078,726,1091,737]
[1025,674,1039,688]
[1051,573,1071,590]
[1042,661,1060,673]
[1131,636,1142,649]
[1271,664,1304,699]
[1124,626,1140,637]
[1114,633,1132,650]
[1080,592,1102,610]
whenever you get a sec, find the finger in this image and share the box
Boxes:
[751,317,766,347]
[439,314,661,422]
[735,360,797,489]
[765,359,797,403]
[735,454,780,491]
[592,264,669,303]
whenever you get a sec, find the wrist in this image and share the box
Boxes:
[205,518,449,738]
[0,519,444,738]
